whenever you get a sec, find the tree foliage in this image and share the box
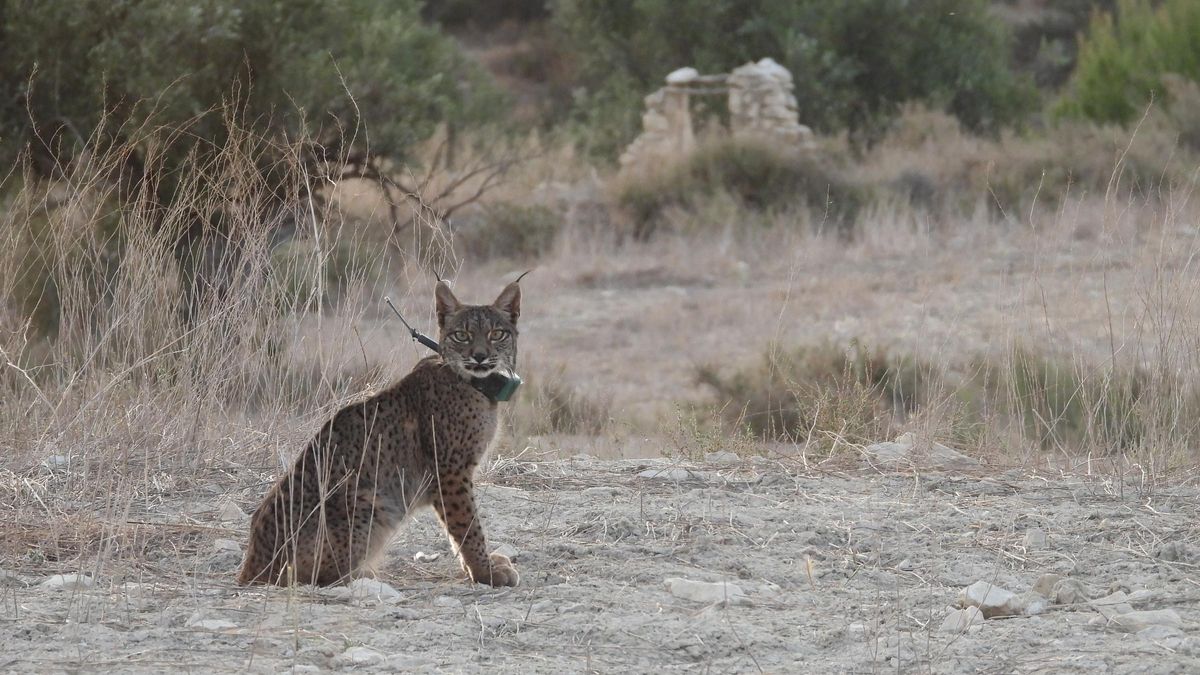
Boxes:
[1057,0,1200,124]
[552,0,1035,154]
[0,0,498,177]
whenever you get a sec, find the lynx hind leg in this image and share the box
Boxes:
[431,473,519,587]
[239,491,407,587]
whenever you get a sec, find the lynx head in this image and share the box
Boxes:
[435,280,520,380]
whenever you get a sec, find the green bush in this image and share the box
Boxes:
[616,139,864,239]
[553,0,1034,156]
[1058,0,1200,125]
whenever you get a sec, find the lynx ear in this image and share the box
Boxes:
[435,281,461,328]
[492,281,521,324]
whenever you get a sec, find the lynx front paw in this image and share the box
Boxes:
[468,553,520,587]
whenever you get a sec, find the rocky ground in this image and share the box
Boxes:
[1,452,1198,673]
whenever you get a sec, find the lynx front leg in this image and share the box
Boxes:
[431,474,519,587]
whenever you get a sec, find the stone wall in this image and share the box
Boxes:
[619,58,815,175]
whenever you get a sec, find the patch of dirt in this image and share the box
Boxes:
[1,456,1197,672]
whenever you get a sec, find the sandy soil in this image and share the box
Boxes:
[2,454,1197,673]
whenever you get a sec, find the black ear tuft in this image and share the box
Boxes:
[492,281,521,324]
[435,281,460,328]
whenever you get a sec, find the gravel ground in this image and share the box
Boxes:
[2,454,1198,673]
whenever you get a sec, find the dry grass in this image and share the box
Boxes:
[3,96,1200,587]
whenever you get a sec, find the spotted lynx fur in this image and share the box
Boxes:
[237,280,522,587]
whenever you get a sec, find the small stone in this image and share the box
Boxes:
[1127,589,1154,604]
[342,578,403,605]
[1089,609,1183,633]
[637,467,698,481]
[1032,573,1064,598]
[186,614,237,631]
[665,67,699,84]
[40,573,93,591]
[41,455,71,470]
[336,646,385,666]
[958,580,1020,618]
[216,500,247,523]
[861,433,979,470]
[433,595,462,609]
[704,451,741,465]
[1155,541,1190,562]
[940,606,985,633]
[1051,578,1091,605]
[1023,528,1048,550]
[413,551,441,563]
[1017,591,1048,616]
[492,543,519,561]
[1138,625,1185,644]
[664,577,750,606]
[212,539,241,553]
[1090,591,1134,618]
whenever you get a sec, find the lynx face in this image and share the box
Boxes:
[435,281,520,380]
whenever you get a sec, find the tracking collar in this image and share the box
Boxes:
[467,370,524,403]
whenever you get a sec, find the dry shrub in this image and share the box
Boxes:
[0,118,428,557]
[453,200,561,262]
[615,138,864,240]
[507,366,613,439]
[698,339,1200,464]
[697,341,941,451]
[976,346,1200,459]
[858,105,1200,219]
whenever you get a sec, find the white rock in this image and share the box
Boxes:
[940,606,985,633]
[41,455,71,470]
[1127,589,1154,604]
[433,595,463,609]
[1138,625,1185,643]
[1023,528,1048,550]
[213,538,241,553]
[492,543,519,561]
[337,646,385,666]
[1090,591,1134,618]
[958,580,1020,618]
[862,433,980,470]
[1051,578,1091,605]
[40,573,93,591]
[413,551,441,563]
[1090,609,1183,633]
[1031,573,1063,598]
[665,67,699,85]
[664,577,750,606]
[187,614,237,631]
[1017,591,1048,616]
[216,500,247,523]
[342,578,404,605]
[637,467,698,481]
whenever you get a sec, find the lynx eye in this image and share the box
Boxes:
[488,329,509,342]
[449,330,471,343]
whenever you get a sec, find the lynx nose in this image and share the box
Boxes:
[472,352,488,364]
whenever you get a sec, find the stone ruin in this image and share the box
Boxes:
[619,58,816,174]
